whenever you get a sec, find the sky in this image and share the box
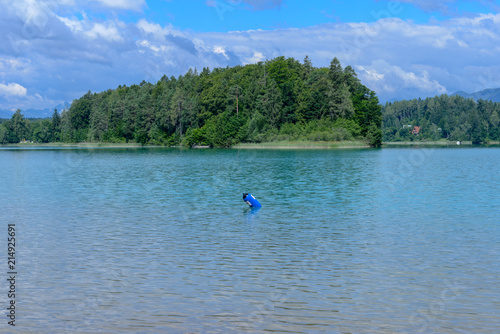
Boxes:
[1,0,500,114]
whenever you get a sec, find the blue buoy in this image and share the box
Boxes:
[243,193,262,208]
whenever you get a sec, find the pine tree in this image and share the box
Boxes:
[51,109,61,142]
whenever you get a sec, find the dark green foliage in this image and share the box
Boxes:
[0,124,7,144]
[2,110,30,143]
[51,109,61,142]
[329,57,344,90]
[382,95,500,143]
[2,57,383,147]
[68,91,92,141]
[366,123,383,147]
[201,111,244,147]
[31,119,52,143]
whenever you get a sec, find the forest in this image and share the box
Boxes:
[382,94,500,143]
[0,56,383,147]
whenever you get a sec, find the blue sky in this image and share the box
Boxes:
[95,0,495,31]
[1,0,500,114]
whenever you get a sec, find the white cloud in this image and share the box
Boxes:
[137,39,156,52]
[213,46,228,58]
[1,1,500,110]
[137,19,165,36]
[0,57,31,73]
[244,51,265,64]
[394,66,447,93]
[357,66,385,81]
[137,19,184,39]
[357,60,448,98]
[58,16,124,42]
[58,15,83,33]
[137,39,171,54]
[0,83,28,97]
[85,22,123,42]
[93,0,145,11]
[451,12,500,26]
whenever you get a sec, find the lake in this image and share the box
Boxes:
[1,146,499,333]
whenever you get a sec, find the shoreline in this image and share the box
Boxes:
[383,141,472,146]
[0,142,147,148]
[383,141,500,146]
[2,140,499,150]
[233,141,370,149]
[1,141,371,150]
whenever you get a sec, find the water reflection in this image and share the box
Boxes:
[243,206,261,231]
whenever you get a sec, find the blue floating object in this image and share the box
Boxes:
[243,193,262,208]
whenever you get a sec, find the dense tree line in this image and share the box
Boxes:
[0,110,61,144]
[383,95,500,143]
[0,56,383,147]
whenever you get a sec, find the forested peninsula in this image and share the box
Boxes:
[0,56,383,147]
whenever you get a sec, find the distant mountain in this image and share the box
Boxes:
[0,109,12,119]
[0,102,70,119]
[453,88,500,102]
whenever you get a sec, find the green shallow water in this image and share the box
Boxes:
[0,146,499,333]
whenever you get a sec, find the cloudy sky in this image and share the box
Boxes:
[1,0,500,114]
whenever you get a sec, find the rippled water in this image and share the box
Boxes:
[1,146,499,333]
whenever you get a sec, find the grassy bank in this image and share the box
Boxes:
[233,141,370,149]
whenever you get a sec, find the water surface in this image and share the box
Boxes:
[0,146,499,333]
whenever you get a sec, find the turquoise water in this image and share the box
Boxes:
[0,146,499,333]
